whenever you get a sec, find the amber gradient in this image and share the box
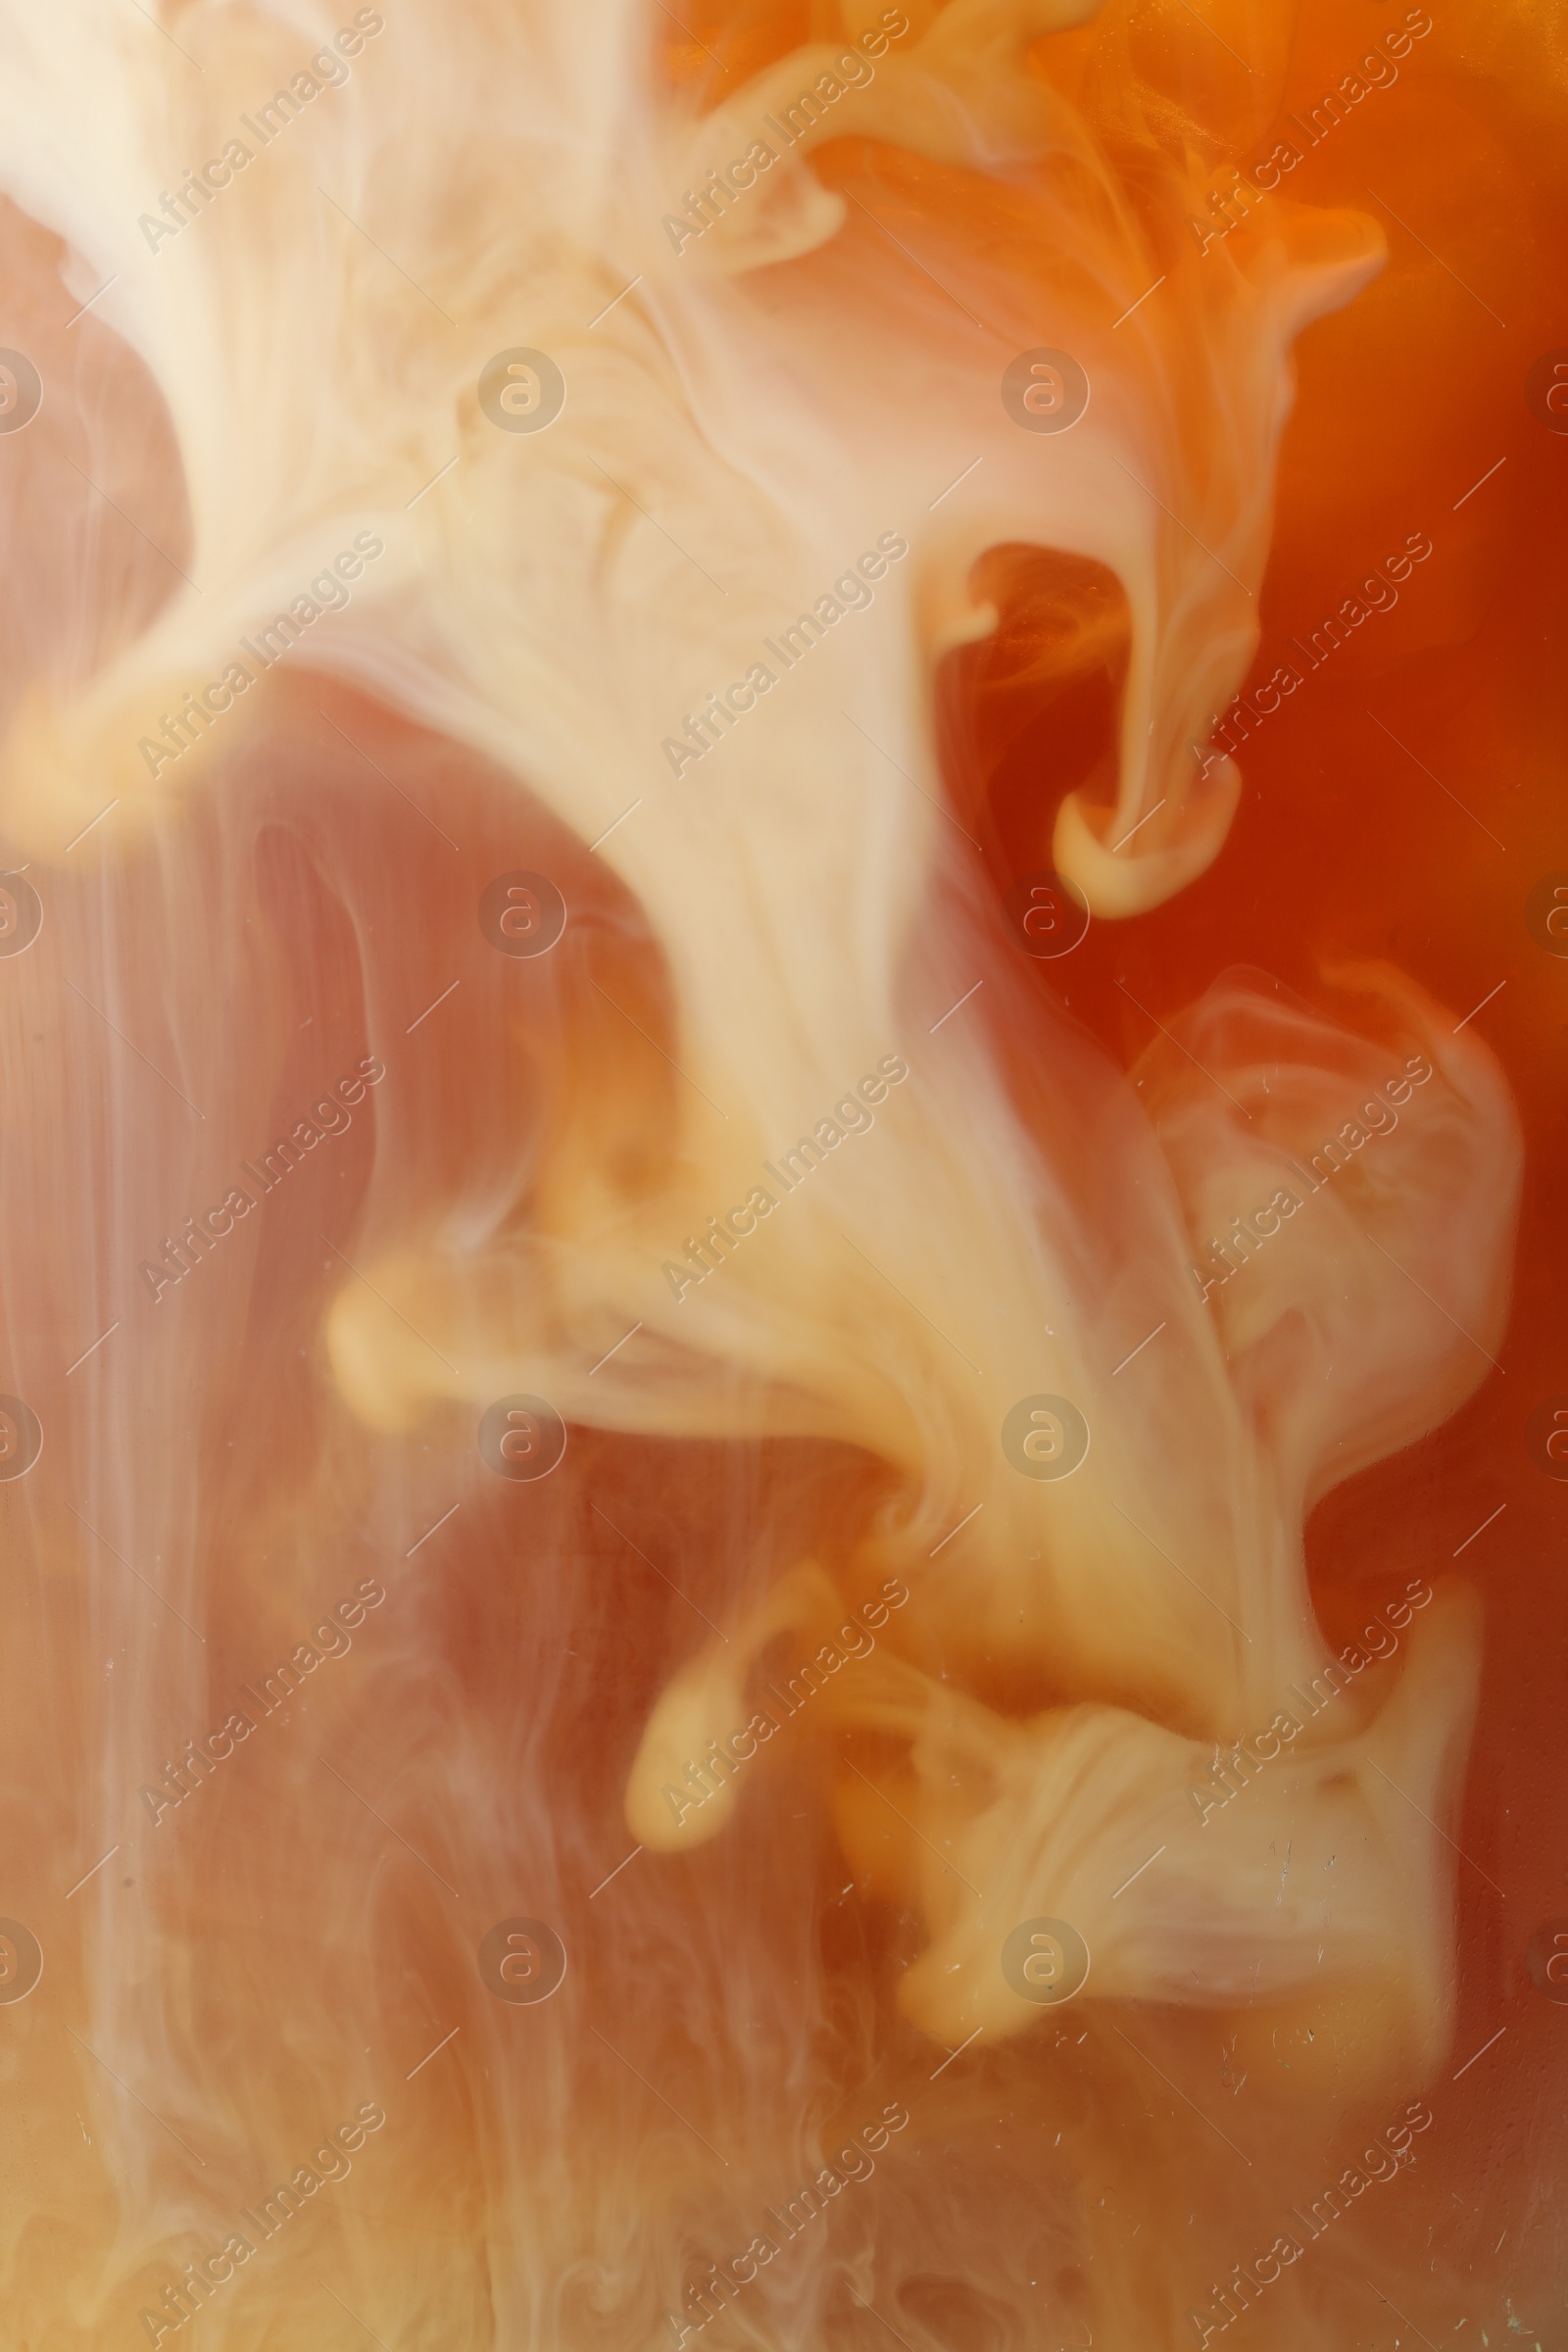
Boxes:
[946,2,1568,2322]
[0,3,1563,2349]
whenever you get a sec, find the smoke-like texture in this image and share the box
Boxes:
[0,1,1562,2346]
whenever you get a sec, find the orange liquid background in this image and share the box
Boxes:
[961,0,1568,2319]
[0,2,1562,2345]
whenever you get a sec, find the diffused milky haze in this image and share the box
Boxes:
[0,0,1551,2346]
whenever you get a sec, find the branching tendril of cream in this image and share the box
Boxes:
[0,0,1554,2345]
